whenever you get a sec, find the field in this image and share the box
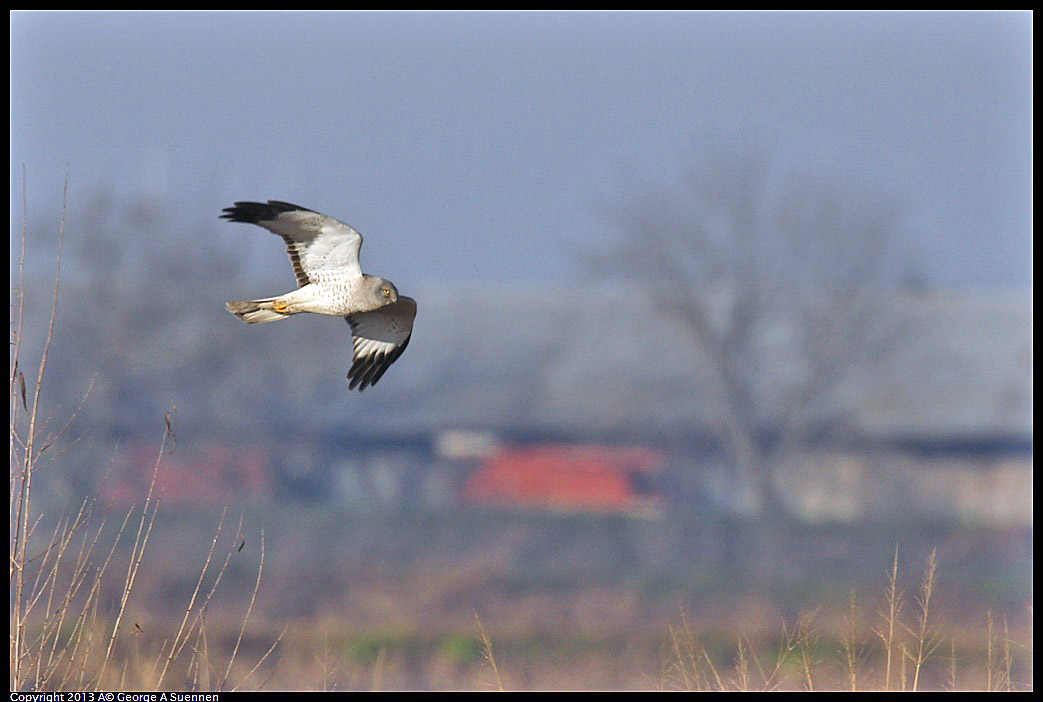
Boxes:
[10,491,1032,691]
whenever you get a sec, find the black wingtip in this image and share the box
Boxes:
[347,357,382,391]
[220,200,313,223]
[346,335,411,392]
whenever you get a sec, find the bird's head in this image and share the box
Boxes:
[367,276,399,307]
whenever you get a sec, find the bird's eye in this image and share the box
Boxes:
[381,288,391,297]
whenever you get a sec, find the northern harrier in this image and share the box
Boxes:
[221,200,417,391]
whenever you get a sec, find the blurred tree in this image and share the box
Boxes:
[21,189,262,441]
[601,150,909,519]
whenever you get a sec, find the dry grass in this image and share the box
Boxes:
[644,546,1031,692]
[10,179,280,692]
[474,611,507,691]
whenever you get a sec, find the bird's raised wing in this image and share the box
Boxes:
[220,200,363,288]
[345,296,417,391]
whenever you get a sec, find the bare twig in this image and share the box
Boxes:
[906,549,941,692]
[157,507,228,688]
[874,546,904,692]
[841,589,864,691]
[230,624,285,693]
[222,528,265,688]
[474,611,506,692]
[11,171,68,691]
[98,413,170,684]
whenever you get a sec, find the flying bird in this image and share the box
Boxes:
[221,200,417,391]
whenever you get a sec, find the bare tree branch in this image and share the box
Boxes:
[605,152,906,517]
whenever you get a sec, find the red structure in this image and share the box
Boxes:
[101,443,269,508]
[463,444,665,514]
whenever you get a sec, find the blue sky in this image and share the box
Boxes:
[10,11,1032,287]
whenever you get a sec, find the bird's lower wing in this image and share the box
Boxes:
[345,296,417,391]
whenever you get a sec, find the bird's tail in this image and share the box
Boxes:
[226,298,291,324]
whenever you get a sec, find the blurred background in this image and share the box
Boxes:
[10,11,1031,691]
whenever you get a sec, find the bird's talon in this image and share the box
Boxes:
[273,299,289,313]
